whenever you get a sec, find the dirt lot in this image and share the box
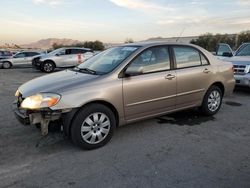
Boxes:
[0,68,250,188]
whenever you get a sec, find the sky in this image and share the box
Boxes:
[0,0,250,44]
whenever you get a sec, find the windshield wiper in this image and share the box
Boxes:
[74,67,97,75]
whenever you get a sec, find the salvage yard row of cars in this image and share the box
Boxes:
[13,42,236,149]
[0,47,94,72]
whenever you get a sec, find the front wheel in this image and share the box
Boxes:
[2,61,12,69]
[200,85,223,116]
[71,104,116,150]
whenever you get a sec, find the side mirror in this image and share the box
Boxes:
[125,66,143,77]
[222,52,233,57]
[55,53,60,56]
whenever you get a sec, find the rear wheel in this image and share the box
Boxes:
[2,61,12,69]
[71,104,116,150]
[42,61,55,73]
[201,85,222,116]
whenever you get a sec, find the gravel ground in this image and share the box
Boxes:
[0,68,250,188]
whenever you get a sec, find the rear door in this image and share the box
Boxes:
[71,49,86,65]
[172,46,212,109]
[122,46,176,122]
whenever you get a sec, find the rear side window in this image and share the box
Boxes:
[173,46,208,68]
[71,49,87,54]
[25,52,39,57]
[65,49,72,55]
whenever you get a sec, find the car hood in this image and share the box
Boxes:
[224,56,250,65]
[18,70,98,97]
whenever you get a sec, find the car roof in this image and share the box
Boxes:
[16,51,40,53]
[120,41,199,48]
[59,47,91,50]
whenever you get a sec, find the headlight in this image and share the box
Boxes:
[247,65,250,73]
[15,90,20,97]
[21,93,61,109]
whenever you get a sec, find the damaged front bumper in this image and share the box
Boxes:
[13,102,62,136]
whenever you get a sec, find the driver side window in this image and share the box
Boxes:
[128,46,170,74]
[14,53,26,58]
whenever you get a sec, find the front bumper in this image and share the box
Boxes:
[32,59,42,69]
[13,102,30,125]
[234,74,250,87]
[13,100,76,135]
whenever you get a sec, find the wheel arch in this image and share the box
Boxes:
[2,61,13,68]
[210,82,225,96]
[62,100,119,137]
[43,59,56,67]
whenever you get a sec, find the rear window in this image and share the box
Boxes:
[173,46,209,68]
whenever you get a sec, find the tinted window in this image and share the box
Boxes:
[65,49,72,55]
[128,46,170,74]
[25,52,39,57]
[236,44,250,56]
[173,47,202,68]
[71,49,87,54]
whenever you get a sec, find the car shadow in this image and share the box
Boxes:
[155,109,215,126]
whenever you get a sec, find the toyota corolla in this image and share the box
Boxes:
[13,42,235,149]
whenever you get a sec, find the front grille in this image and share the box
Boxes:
[32,57,40,66]
[233,65,246,75]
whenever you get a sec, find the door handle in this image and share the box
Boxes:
[203,68,211,73]
[165,74,175,80]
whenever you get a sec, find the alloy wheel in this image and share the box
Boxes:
[208,90,221,112]
[81,112,111,144]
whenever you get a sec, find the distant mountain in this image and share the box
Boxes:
[20,38,82,49]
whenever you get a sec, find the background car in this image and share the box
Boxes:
[216,43,250,87]
[214,43,234,59]
[32,47,94,73]
[0,50,12,60]
[0,51,41,69]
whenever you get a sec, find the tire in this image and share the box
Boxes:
[42,61,55,73]
[2,61,12,69]
[200,85,223,116]
[71,104,116,150]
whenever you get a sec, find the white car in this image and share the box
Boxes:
[0,51,41,69]
[216,43,250,87]
[32,47,94,73]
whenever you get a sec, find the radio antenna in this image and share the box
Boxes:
[176,27,186,42]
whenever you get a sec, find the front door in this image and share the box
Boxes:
[12,52,27,67]
[122,46,176,122]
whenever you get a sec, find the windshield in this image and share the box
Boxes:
[76,46,139,74]
[235,44,250,56]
